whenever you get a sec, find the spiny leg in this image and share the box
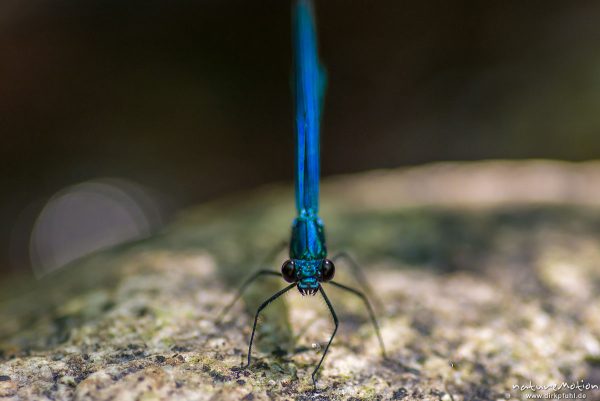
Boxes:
[246,283,296,367]
[329,281,387,358]
[331,252,384,312]
[216,270,282,325]
[312,285,339,389]
[218,241,288,323]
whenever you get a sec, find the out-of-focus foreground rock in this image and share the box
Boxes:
[1,161,600,401]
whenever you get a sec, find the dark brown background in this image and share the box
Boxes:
[2,0,600,277]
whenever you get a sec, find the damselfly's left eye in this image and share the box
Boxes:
[321,259,335,282]
[281,260,296,283]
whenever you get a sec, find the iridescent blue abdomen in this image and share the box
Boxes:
[290,0,327,294]
[294,0,325,216]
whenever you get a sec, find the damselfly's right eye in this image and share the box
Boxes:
[281,260,296,283]
[321,259,335,282]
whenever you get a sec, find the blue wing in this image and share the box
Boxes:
[293,0,326,215]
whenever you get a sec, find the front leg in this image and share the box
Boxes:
[328,281,386,358]
[216,270,282,325]
[331,251,384,312]
[246,283,296,367]
[217,241,288,324]
[311,285,339,389]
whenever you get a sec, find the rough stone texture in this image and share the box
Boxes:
[1,160,600,401]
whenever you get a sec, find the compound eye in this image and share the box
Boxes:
[321,259,335,282]
[281,260,296,283]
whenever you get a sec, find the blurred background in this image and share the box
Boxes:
[2,0,600,281]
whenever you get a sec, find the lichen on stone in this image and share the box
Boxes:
[1,161,600,400]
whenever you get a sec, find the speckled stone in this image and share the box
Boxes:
[1,161,600,401]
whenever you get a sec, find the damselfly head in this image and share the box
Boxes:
[287,259,322,296]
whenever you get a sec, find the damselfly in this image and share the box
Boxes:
[220,0,386,388]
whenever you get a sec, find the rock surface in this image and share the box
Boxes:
[1,161,600,401]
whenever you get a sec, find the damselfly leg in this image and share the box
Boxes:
[328,281,387,358]
[311,285,339,389]
[216,241,288,324]
[216,270,282,325]
[246,283,296,367]
[331,252,384,312]
[310,281,385,389]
